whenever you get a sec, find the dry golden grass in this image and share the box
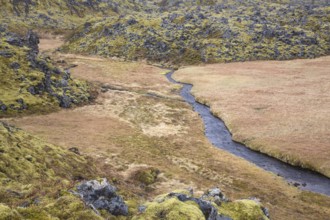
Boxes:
[39,38,64,52]
[174,56,330,177]
[4,42,330,219]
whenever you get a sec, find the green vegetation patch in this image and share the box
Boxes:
[0,122,98,219]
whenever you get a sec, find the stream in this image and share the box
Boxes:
[166,71,330,196]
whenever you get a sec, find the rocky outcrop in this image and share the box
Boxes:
[134,189,270,220]
[0,27,91,117]
[75,179,129,216]
[64,2,329,65]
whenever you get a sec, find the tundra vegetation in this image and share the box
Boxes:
[174,57,330,178]
[0,0,330,219]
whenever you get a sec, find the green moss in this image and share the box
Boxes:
[0,122,96,205]
[132,197,204,220]
[45,195,103,220]
[0,204,21,220]
[17,206,53,220]
[133,167,160,185]
[219,199,269,220]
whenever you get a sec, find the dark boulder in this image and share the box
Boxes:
[76,179,128,216]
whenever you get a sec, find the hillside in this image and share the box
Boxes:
[63,1,330,65]
[0,121,102,219]
[0,0,134,31]
[0,27,91,117]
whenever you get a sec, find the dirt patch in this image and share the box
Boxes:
[39,37,64,52]
[174,56,330,178]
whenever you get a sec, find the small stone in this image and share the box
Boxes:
[0,50,13,58]
[28,86,36,95]
[19,201,30,208]
[68,147,80,155]
[208,188,221,197]
[138,205,147,213]
[0,102,7,112]
[293,182,300,187]
[25,155,33,161]
[10,62,20,69]
[262,207,270,218]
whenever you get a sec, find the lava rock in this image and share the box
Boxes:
[16,98,27,110]
[0,50,14,58]
[169,193,231,220]
[59,95,72,108]
[10,62,21,69]
[127,18,138,25]
[0,101,8,112]
[6,35,24,47]
[76,179,128,216]
[68,147,80,155]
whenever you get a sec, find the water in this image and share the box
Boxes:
[166,71,330,196]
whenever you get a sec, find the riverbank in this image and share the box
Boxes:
[173,56,330,178]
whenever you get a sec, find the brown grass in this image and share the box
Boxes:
[4,44,330,219]
[174,56,330,177]
[39,38,64,52]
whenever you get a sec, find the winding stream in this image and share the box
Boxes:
[166,71,330,196]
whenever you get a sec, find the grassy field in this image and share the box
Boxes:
[174,56,330,178]
[4,43,330,219]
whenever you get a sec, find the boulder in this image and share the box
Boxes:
[76,179,128,216]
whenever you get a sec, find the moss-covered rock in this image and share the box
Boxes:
[0,122,97,218]
[133,189,270,220]
[0,28,91,118]
[63,2,330,66]
[219,199,269,220]
[133,197,205,220]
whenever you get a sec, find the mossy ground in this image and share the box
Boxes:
[0,121,101,219]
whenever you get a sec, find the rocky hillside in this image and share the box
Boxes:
[0,27,91,117]
[63,1,330,65]
[0,122,101,219]
[0,0,138,30]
